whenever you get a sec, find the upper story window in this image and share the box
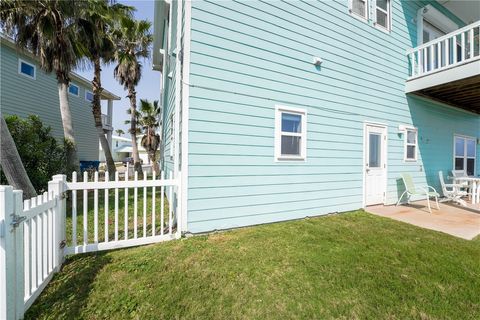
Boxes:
[69,84,79,96]
[85,91,94,102]
[454,135,476,176]
[350,0,368,20]
[275,106,307,161]
[18,59,36,79]
[404,128,418,161]
[375,0,391,31]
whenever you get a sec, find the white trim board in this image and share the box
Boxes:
[180,0,192,233]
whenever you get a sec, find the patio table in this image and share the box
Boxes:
[454,176,480,204]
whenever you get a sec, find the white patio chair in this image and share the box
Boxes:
[451,169,471,198]
[396,173,439,213]
[439,171,467,206]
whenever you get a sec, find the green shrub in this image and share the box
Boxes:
[0,115,66,193]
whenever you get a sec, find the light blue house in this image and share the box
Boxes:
[153,0,480,233]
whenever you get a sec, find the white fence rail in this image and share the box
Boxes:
[65,170,179,255]
[407,21,480,79]
[1,170,180,319]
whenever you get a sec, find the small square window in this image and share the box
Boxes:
[350,0,368,20]
[275,106,307,161]
[404,128,417,161]
[85,91,94,102]
[69,84,79,96]
[18,59,36,79]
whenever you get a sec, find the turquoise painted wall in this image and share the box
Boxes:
[0,43,100,161]
[159,0,479,233]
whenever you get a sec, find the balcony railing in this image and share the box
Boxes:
[101,114,112,128]
[407,21,480,79]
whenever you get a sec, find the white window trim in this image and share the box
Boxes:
[373,0,392,32]
[85,90,93,102]
[349,0,369,21]
[69,83,80,97]
[275,105,307,162]
[403,127,418,162]
[18,59,36,80]
[453,134,476,175]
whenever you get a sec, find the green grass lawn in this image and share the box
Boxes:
[26,211,480,319]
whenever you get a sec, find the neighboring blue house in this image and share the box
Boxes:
[153,0,480,233]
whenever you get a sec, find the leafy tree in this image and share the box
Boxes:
[113,17,152,175]
[138,100,161,173]
[0,0,83,173]
[0,115,66,194]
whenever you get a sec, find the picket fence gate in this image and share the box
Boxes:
[1,171,180,320]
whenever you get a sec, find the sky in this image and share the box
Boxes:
[75,0,160,135]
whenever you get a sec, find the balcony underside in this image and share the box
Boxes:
[405,59,480,114]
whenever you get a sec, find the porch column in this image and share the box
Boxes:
[107,99,113,148]
[107,99,113,127]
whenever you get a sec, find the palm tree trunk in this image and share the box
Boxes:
[128,83,143,175]
[0,117,37,199]
[57,79,80,173]
[92,58,116,174]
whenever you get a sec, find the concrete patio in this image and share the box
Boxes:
[367,201,480,240]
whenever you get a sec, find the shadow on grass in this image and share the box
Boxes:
[25,252,112,320]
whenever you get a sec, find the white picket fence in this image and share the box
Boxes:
[0,170,180,320]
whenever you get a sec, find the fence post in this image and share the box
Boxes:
[48,175,66,270]
[0,186,17,320]
[13,190,25,319]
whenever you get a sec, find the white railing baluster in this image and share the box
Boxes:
[461,31,465,61]
[105,171,109,242]
[152,171,156,236]
[445,38,450,66]
[83,171,88,248]
[469,28,474,59]
[168,171,173,235]
[72,172,77,249]
[143,172,147,237]
[94,171,99,243]
[160,171,165,236]
[134,171,138,239]
[436,43,441,68]
[124,172,129,240]
[114,171,119,241]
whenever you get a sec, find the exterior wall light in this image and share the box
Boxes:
[313,57,323,66]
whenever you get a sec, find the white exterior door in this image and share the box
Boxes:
[364,124,387,206]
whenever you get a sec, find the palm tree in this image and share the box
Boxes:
[138,99,161,173]
[115,129,125,137]
[0,0,82,173]
[113,17,152,174]
[77,0,132,174]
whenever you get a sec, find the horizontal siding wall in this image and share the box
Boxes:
[186,0,480,232]
[0,44,99,161]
